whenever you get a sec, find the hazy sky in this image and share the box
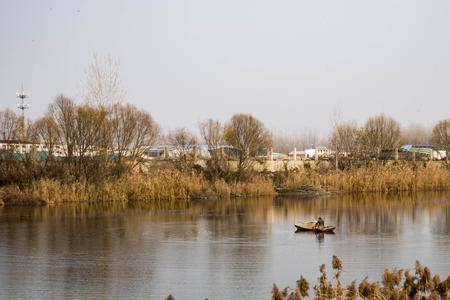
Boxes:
[1,0,450,135]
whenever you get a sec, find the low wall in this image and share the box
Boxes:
[143,158,447,173]
[143,159,329,172]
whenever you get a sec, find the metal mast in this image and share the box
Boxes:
[16,87,29,140]
[16,86,29,119]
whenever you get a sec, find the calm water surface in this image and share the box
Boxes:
[1,193,450,299]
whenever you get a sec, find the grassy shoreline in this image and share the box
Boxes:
[0,170,276,206]
[277,163,450,193]
[1,163,450,207]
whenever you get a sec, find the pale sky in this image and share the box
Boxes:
[1,0,450,134]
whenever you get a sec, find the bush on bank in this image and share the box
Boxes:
[1,161,450,206]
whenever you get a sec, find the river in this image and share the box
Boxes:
[1,192,450,299]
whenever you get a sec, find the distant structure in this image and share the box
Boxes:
[400,144,446,160]
[305,146,331,160]
[16,87,29,119]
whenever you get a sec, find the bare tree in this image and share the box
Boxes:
[329,120,360,168]
[130,109,159,166]
[110,103,159,167]
[0,108,20,141]
[401,124,431,145]
[272,130,295,154]
[33,115,61,156]
[199,119,223,149]
[199,119,231,179]
[361,114,401,157]
[298,129,321,150]
[49,95,77,160]
[72,104,110,159]
[167,127,197,157]
[330,122,360,154]
[272,129,321,153]
[224,113,272,179]
[432,119,450,162]
[82,54,123,107]
[110,103,136,162]
[165,127,198,171]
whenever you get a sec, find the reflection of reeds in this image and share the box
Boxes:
[271,256,450,300]
[281,164,450,193]
[0,170,276,206]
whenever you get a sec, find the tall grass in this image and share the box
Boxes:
[164,256,450,299]
[0,169,276,206]
[279,163,450,193]
[271,256,450,300]
[1,162,449,206]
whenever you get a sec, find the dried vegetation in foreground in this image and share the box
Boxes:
[164,256,450,300]
[271,256,450,300]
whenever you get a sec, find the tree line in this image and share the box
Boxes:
[0,54,449,187]
[330,114,450,165]
[0,97,159,184]
[0,97,274,185]
[1,98,449,187]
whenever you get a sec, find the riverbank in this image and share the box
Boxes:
[276,163,450,193]
[1,163,449,206]
[0,169,275,206]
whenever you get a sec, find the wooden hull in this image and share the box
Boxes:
[294,222,336,233]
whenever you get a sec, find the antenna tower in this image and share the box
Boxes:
[16,87,29,119]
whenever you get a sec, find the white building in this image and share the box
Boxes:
[0,140,65,157]
[304,146,331,159]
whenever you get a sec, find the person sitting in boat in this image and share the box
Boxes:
[315,217,325,231]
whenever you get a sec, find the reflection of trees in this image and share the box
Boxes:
[0,204,163,298]
[0,199,276,299]
[1,192,450,298]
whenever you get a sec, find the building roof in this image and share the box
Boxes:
[0,139,35,144]
[400,144,434,150]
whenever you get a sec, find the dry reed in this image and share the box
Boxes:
[280,163,450,193]
[0,169,276,206]
[1,162,449,206]
[271,256,450,300]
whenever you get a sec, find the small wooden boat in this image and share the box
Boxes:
[295,221,336,233]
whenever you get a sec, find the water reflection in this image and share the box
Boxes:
[0,192,450,299]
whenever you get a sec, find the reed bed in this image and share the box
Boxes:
[164,256,450,300]
[0,169,276,206]
[1,163,449,206]
[280,163,450,193]
[270,256,450,300]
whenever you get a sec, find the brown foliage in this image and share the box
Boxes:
[362,114,401,157]
[278,163,450,193]
[224,113,272,180]
[0,169,276,206]
[199,119,232,180]
[432,119,450,162]
[273,257,450,300]
[0,108,21,140]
